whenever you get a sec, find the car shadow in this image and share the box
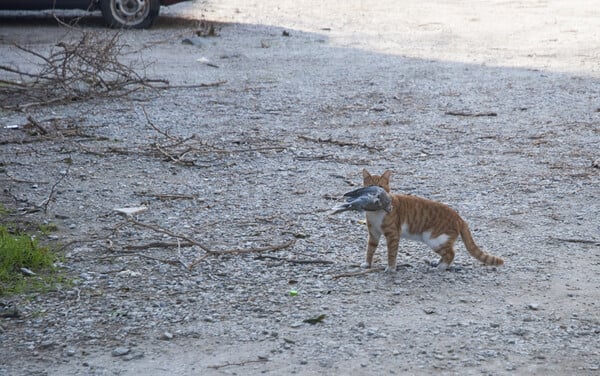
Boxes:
[0,11,202,29]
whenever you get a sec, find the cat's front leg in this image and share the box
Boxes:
[361,232,380,269]
[384,234,400,273]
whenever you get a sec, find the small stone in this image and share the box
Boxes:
[160,331,173,340]
[111,347,131,357]
[181,37,205,47]
[113,206,147,216]
[527,303,539,311]
[423,308,436,315]
[123,352,144,361]
[65,348,76,357]
[38,340,57,350]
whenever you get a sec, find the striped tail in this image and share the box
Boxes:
[459,223,504,266]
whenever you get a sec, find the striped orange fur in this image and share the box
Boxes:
[361,169,504,272]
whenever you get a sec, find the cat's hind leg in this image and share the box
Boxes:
[432,243,455,271]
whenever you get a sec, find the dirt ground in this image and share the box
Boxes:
[1,0,599,375]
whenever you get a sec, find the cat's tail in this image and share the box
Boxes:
[459,223,504,266]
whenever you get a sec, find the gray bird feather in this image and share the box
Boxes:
[330,185,392,214]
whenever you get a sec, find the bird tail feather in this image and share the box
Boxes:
[330,203,351,215]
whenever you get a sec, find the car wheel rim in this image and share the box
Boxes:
[112,0,150,25]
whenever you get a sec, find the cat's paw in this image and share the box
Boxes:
[360,262,371,269]
[436,262,449,272]
[424,259,451,271]
[426,260,460,272]
[384,265,397,273]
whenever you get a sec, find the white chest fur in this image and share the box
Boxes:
[365,210,386,236]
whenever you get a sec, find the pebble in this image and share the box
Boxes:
[38,340,57,350]
[111,347,131,357]
[123,352,144,361]
[160,331,174,340]
[527,303,540,311]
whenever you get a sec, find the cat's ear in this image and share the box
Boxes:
[362,169,371,179]
[382,170,392,181]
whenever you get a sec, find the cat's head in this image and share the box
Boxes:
[362,169,392,192]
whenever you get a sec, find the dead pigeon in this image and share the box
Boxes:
[331,185,392,214]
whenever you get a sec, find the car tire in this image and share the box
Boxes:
[99,0,160,29]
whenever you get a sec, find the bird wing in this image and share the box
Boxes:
[331,185,392,214]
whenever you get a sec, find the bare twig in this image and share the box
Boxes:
[141,106,178,141]
[98,252,187,268]
[124,241,195,250]
[155,80,228,89]
[445,111,498,117]
[187,239,296,270]
[26,115,48,135]
[134,192,196,201]
[123,218,295,269]
[254,255,334,265]
[211,239,296,256]
[298,135,383,152]
[0,31,158,109]
[208,357,268,370]
[331,267,385,279]
[126,217,212,252]
[40,164,71,214]
[551,237,600,246]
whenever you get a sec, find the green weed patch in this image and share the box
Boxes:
[0,226,60,295]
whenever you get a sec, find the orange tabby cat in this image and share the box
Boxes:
[361,169,504,272]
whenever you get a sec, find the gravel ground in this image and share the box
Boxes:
[1,1,599,375]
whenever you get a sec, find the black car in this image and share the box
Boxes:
[0,0,191,29]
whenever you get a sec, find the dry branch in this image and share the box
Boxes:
[155,80,227,90]
[126,217,212,252]
[26,115,48,135]
[445,111,498,117]
[40,164,71,214]
[298,135,383,152]
[187,239,296,270]
[208,357,268,370]
[134,192,196,201]
[0,31,154,109]
[331,267,385,279]
[124,217,296,270]
[552,237,600,246]
[254,255,334,265]
[124,241,195,250]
